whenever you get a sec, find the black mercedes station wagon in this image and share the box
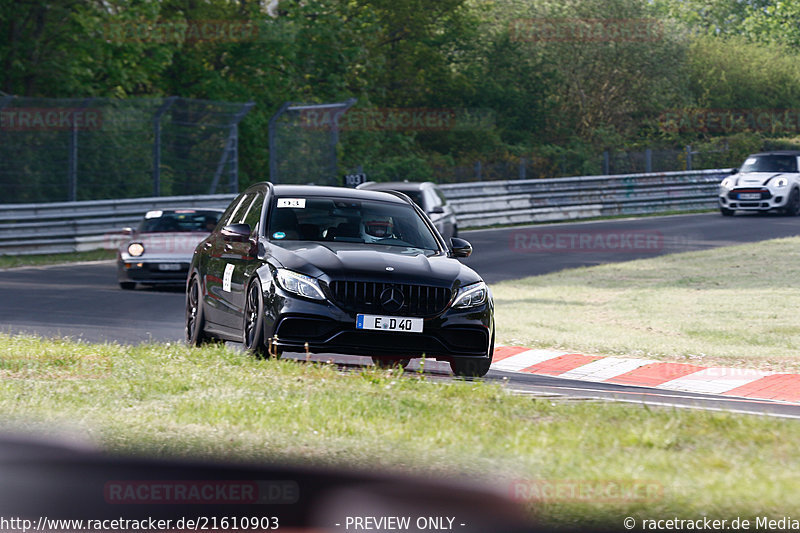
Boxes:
[185,183,494,377]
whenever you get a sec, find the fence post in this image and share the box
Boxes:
[208,101,255,195]
[474,161,482,180]
[268,102,292,183]
[603,151,610,175]
[66,97,95,202]
[645,148,652,173]
[686,145,693,171]
[329,98,357,182]
[519,157,526,180]
[152,97,177,197]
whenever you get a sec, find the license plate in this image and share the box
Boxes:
[738,193,761,200]
[356,314,423,333]
[157,263,182,271]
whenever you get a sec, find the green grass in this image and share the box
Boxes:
[0,249,116,269]
[2,333,800,528]
[494,236,800,372]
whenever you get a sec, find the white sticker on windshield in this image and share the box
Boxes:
[277,198,306,208]
[745,158,757,165]
[223,263,234,292]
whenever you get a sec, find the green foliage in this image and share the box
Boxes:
[687,34,800,110]
[6,0,800,189]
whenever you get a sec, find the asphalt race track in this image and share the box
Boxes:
[461,210,800,282]
[4,211,800,415]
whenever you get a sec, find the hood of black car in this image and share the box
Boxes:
[268,241,481,287]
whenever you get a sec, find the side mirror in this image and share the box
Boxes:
[730,168,738,174]
[121,227,134,236]
[450,237,472,258]
[221,223,251,242]
[430,206,445,214]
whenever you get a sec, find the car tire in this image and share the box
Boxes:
[119,282,136,290]
[785,188,800,216]
[719,207,734,217]
[450,333,494,378]
[185,275,212,346]
[243,278,269,357]
[372,357,410,369]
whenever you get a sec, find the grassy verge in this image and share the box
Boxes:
[1,333,800,528]
[494,236,800,372]
[0,249,116,269]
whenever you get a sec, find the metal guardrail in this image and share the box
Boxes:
[0,169,729,256]
[0,194,236,255]
[439,169,730,227]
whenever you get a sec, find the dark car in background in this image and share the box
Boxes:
[117,208,223,290]
[357,181,459,240]
[185,183,494,376]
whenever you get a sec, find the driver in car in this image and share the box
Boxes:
[362,215,394,243]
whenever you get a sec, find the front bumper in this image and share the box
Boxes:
[719,187,788,211]
[117,258,191,285]
[263,288,493,361]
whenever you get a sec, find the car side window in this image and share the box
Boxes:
[219,193,251,227]
[241,192,265,235]
[218,193,245,227]
[226,193,256,226]
[434,187,448,206]
[424,188,440,210]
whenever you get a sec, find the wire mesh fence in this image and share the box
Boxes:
[430,146,741,183]
[0,96,253,204]
[268,99,357,186]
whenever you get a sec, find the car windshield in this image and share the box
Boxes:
[138,211,221,233]
[740,155,798,173]
[268,196,440,251]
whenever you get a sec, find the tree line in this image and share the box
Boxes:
[3,0,800,186]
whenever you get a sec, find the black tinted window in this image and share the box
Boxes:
[740,155,798,173]
[268,196,440,251]
[138,211,221,233]
[241,192,265,234]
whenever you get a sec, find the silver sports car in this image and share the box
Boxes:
[117,208,223,290]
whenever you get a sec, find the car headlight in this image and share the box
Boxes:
[775,177,789,188]
[127,243,145,257]
[720,178,733,190]
[276,268,326,300]
[452,281,488,309]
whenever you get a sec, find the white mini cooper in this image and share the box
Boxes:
[719,151,800,216]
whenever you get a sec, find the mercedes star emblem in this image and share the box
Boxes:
[379,287,404,313]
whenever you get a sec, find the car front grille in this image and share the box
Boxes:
[326,280,452,317]
[728,188,771,200]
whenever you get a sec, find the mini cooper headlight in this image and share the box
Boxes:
[720,178,733,191]
[775,177,789,188]
[127,243,145,257]
[276,268,326,300]
[452,281,488,309]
